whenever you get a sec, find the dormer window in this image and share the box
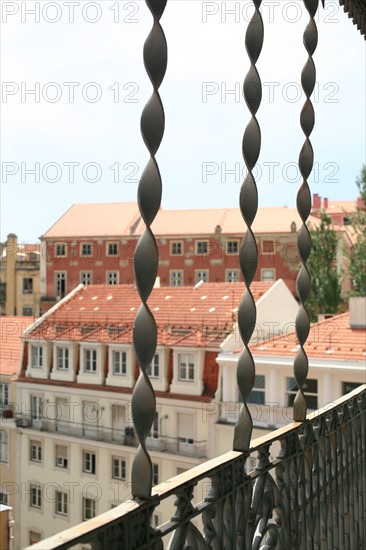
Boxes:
[84,349,97,373]
[147,354,160,378]
[178,354,195,382]
[31,346,43,368]
[56,347,69,370]
[113,351,127,375]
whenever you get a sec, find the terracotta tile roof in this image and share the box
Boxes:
[41,203,141,238]
[41,202,323,239]
[142,207,322,236]
[324,201,357,214]
[249,313,366,363]
[26,282,273,348]
[0,316,35,375]
[1,242,40,260]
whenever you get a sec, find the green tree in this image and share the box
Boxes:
[307,213,342,321]
[347,166,366,296]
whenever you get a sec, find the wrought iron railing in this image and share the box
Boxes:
[26,385,366,549]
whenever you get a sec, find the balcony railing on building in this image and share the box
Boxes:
[14,414,207,459]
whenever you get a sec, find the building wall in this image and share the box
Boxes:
[0,376,19,549]
[0,235,40,317]
[41,232,300,302]
[216,357,365,457]
[16,334,216,546]
[16,380,209,547]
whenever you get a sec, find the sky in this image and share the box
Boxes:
[1,0,365,243]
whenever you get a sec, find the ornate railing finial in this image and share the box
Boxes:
[132,0,167,498]
[294,0,322,421]
[234,0,263,451]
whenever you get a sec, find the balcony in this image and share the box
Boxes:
[27,385,365,549]
[14,414,206,459]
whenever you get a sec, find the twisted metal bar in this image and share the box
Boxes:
[233,0,263,452]
[131,0,167,498]
[294,0,323,421]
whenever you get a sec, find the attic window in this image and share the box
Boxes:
[108,326,127,336]
[55,324,68,334]
[209,307,216,312]
[80,325,98,335]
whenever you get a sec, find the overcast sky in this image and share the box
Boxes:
[1,0,365,242]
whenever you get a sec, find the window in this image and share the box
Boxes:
[31,346,43,368]
[245,375,265,405]
[113,350,127,375]
[23,277,33,294]
[55,271,66,298]
[261,268,276,282]
[30,440,42,462]
[107,243,118,256]
[0,383,9,410]
[22,307,33,316]
[83,451,96,474]
[112,457,126,480]
[196,240,209,255]
[56,347,69,370]
[0,431,8,463]
[31,396,43,421]
[84,349,97,373]
[83,497,96,521]
[80,271,92,285]
[55,445,68,469]
[55,243,66,257]
[55,491,68,516]
[149,412,159,439]
[30,484,41,508]
[226,269,240,282]
[153,463,159,485]
[170,241,183,255]
[0,492,8,505]
[107,271,119,285]
[178,354,195,381]
[29,531,42,545]
[286,377,318,410]
[195,270,209,284]
[226,240,239,254]
[170,270,183,287]
[262,240,275,254]
[342,382,360,395]
[147,354,160,378]
[81,243,93,256]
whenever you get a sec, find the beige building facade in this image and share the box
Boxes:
[0,234,41,317]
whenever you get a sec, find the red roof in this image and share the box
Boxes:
[0,316,35,375]
[250,312,366,362]
[41,202,323,239]
[27,282,273,348]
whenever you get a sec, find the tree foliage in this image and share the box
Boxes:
[347,166,366,296]
[307,213,342,321]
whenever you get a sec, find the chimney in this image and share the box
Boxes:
[5,234,17,316]
[312,193,321,209]
[357,196,366,211]
[349,297,366,328]
[323,197,328,209]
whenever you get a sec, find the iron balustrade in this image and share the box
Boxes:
[25,385,366,549]
[13,414,206,459]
